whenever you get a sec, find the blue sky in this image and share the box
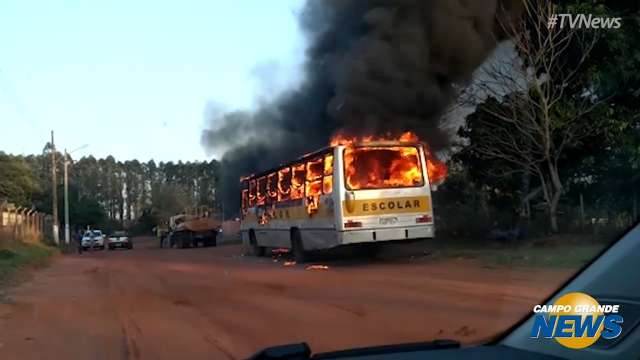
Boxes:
[0,0,305,162]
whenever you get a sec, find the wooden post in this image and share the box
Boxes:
[12,208,18,239]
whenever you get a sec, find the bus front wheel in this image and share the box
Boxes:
[249,230,265,257]
[291,229,308,263]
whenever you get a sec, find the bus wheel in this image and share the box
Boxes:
[249,230,264,257]
[291,229,307,263]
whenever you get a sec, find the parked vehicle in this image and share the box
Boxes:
[81,230,105,250]
[108,231,132,250]
[162,206,221,249]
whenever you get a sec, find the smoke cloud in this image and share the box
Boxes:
[202,0,523,216]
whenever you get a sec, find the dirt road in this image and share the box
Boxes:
[0,238,573,359]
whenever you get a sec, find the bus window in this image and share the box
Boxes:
[267,173,278,203]
[306,157,323,199]
[278,167,292,201]
[291,163,306,200]
[257,177,267,205]
[323,154,333,194]
[324,154,333,176]
[241,188,249,211]
[249,180,257,207]
[343,146,424,190]
[306,157,323,181]
[306,179,322,197]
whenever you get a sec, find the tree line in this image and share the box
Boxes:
[0,152,221,234]
[435,0,639,237]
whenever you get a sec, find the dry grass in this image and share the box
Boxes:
[0,231,57,290]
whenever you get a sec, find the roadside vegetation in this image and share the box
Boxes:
[0,237,57,288]
[425,236,607,269]
[435,1,639,244]
[432,245,601,269]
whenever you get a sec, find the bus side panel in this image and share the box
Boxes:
[241,196,338,250]
[299,229,340,250]
[255,229,289,249]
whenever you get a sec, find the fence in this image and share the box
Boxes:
[0,202,50,245]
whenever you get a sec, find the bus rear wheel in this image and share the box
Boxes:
[291,229,308,263]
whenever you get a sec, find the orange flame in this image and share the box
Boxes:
[423,145,448,185]
[330,131,419,147]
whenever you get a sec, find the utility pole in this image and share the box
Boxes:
[62,144,88,245]
[64,150,70,244]
[51,131,59,244]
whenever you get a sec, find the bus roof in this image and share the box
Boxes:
[239,141,424,183]
[240,146,334,183]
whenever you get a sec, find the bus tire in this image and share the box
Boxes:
[291,229,308,263]
[249,230,265,257]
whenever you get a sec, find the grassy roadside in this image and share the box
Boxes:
[429,244,603,269]
[389,235,609,269]
[0,241,58,288]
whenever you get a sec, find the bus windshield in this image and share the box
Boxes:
[343,146,424,190]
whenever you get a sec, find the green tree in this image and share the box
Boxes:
[457,0,622,232]
[0,153,40,206]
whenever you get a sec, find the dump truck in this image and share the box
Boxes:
[161,206,222,249]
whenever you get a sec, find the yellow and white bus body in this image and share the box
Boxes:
[240,142,435,259]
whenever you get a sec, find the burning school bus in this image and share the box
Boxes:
[240,132,447,262]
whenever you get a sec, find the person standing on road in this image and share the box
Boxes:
[75,230,83,254]
[157,224,167,248]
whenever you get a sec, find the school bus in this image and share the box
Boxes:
[239,133,447,262]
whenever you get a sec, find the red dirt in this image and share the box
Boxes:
[0,238,574,359]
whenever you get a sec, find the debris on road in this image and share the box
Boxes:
[305,265,330,271]
[272,248,289,255]
[272,248,290,260]
[283,261,296,267]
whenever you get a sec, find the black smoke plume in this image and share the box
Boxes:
[202,0,523,216]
